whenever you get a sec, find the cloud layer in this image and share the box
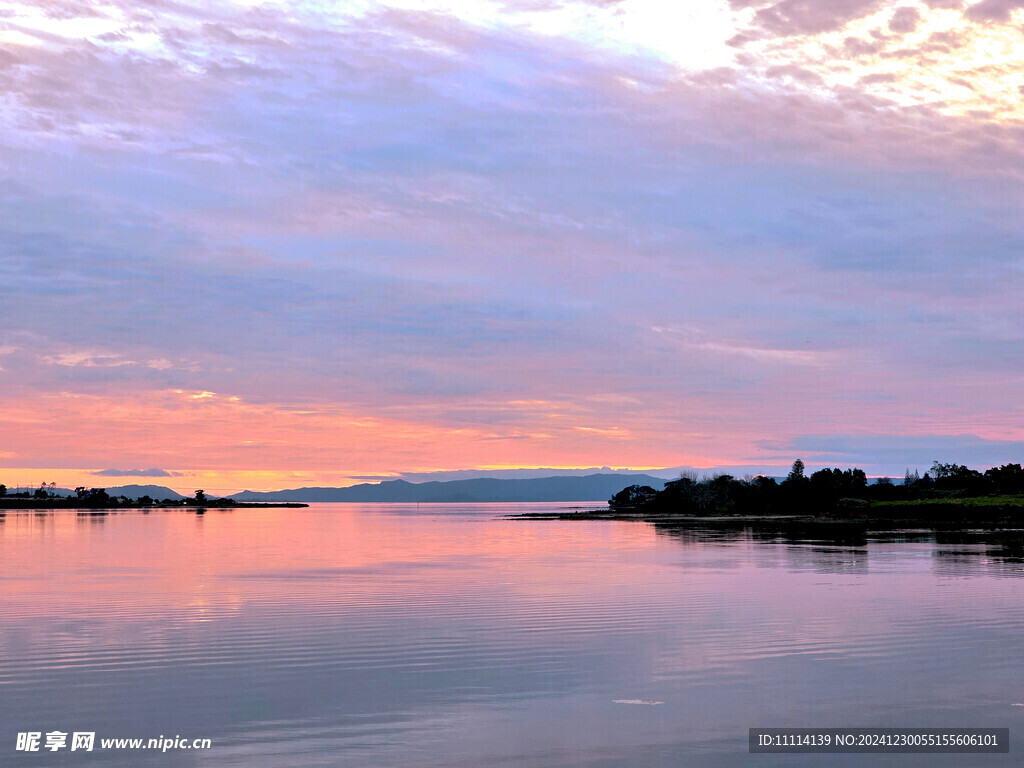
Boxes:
[1,0,1023,489]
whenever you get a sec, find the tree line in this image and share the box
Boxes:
[0,484,214,508]
[609,460,1024,515]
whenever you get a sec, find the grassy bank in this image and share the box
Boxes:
[870,495,1024,511]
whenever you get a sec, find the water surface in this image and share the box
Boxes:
[2,503,1022,766]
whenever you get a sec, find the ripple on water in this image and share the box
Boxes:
[2,505,1023,767]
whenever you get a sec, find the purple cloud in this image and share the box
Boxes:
[889,6,921,31]
[964,0,1024,21]
[730,0,886,36]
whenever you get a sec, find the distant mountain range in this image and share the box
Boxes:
[230,473,667,503]
[105,484,187,500]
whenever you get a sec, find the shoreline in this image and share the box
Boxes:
[511,507,1024,539]
[0,500,309,510]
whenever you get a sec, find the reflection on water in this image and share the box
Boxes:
[1,504,1022,767]
[652,521,1024,578]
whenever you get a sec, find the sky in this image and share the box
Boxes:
[1,0,1023,493]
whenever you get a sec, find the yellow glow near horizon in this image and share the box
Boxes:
[0,465,704,496]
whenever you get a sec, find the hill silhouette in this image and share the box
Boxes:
[231,473,667,503]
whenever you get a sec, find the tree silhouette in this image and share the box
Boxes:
[609,484,657,509]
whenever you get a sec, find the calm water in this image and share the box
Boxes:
[1,503,1022,767]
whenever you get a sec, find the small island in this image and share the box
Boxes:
[520,460,1024,536]
[0,485,307,510]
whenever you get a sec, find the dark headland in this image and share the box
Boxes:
[0,485,306,510]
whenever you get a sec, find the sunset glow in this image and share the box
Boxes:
[2,0,1023,492]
